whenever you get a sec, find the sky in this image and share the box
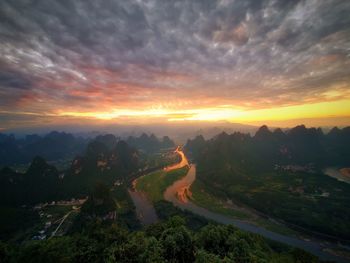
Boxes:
[1,0,350,131]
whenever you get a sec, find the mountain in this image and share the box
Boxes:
[184,135,205,161]
[0,157,61,206]
[61,137,140,197]
[70,183,117,232]
[126,133,175,153]
[186,125,350,168]
[0,137,140,206]
[185,125,350,240]
[94,134,118,150]
[0,131,89,166]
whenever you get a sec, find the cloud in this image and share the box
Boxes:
[0,69,34,90]
[0,0,349,127]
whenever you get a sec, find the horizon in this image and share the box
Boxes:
[1,121,347,141]
[1,0,350,130]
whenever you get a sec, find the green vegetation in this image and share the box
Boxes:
[70,183,140,233]
[190,179,251,220]
[0,216,321,263]
[223,169,350,239]
[0,207,39,241]
[110,185,141,230]
[190,179,299,236]
[154,200,209,231]
[136,166,189,202]
[185,126,350,240]
[142,150,180,170]
[0,204,81,243]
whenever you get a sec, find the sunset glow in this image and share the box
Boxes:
[53,99,350,125]
[1,0,350,130]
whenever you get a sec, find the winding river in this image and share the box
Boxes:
[128,176,159,225]
[131,148,349,263]
[128,147,189,225]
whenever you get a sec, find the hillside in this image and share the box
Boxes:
[185,125,350,240]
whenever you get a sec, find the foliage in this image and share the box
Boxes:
[136,166,189,202]
[0,138,140,207]
[185,125,350,240]
[1,217,322,263]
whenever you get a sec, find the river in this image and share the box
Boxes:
[131,148,349,262]
[128,147,189,225]
[323,167,350,184]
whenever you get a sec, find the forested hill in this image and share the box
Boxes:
[186,125,350,169]
[1,215,323,263]
[126,133,175,153]
[0,131,89,166]
[0,136,140,206]
[185,125,350,240]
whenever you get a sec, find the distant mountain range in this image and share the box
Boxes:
[0,131,176,167]
[0,132,177,206]
[126,133,175,153]
[186,125,350,168]
[0,131,89,166]
[0,136,139,206]
[3,122,258,145]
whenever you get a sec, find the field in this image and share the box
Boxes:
[196,161,350,240]
[136,166,189,202]
[190,179,299,237]
[190,179,251,220]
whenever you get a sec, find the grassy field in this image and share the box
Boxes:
[136,166,189,202]
[190,179,298,236]
[190,180,252,220]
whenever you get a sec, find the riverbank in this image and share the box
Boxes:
[163,159,350,263]
[129,148,350,262]
[128,147,189,225]
[189,179,299,237]
[136,166,189,202]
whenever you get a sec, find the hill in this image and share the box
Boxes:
[185,125,350,240]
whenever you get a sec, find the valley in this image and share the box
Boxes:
[1,127,350,262]
[131,147,350,263]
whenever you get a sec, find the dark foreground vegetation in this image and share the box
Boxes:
[0,216,323,263]
[0,182,323,263]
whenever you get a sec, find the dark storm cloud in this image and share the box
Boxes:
[0,70,34,89]
[0,0,349,116]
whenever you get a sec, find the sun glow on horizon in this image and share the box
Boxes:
[55,99,350,126]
